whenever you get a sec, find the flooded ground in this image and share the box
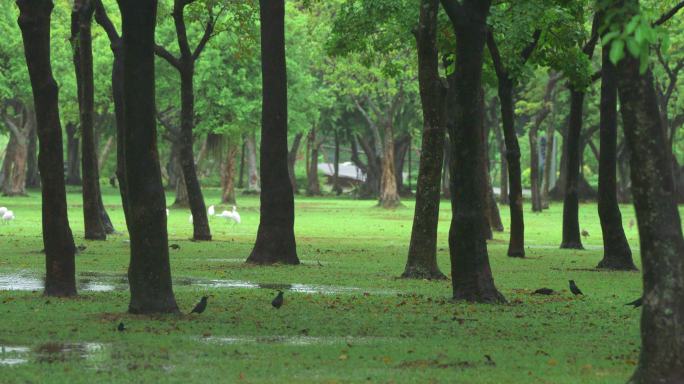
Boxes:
[0,343,106,366]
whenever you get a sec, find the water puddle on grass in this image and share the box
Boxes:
[0,343,107,366]
[203,335,393,346]
[0,272,396,296]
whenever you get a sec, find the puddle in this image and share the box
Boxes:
[0,272,396,295]
[203,335,393,346]
[0,343,106,366]
[201,258,334,265]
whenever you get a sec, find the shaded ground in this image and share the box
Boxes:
[0,187,650,383]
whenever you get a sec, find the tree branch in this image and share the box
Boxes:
[154,44,181,70]
[93,0,120,46]
[520,29,542,62]
[654,1,684,26]
[192,17,216,61]
[440,0,462,26]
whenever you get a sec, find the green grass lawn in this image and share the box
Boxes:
[0,187,653,383]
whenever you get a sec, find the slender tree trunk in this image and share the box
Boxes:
[403,0,446,280]
[332,129,342,195]
[117,0,179,314]
[560,90,584,249]
[616,27,684,384]
[481,97,503,233]
[442,0,504,302]
[73,0,106,240]
[245,131,260,193]
[98,135,114,170]
[238,137,245,188]
[287,132,303,193]
[306,127,322,196]
[596,47,634,270]
[221,141,238,204]
[17,0,77,297]
[441,142,450,198]
[495,125,508,204]
[379,122,400,208]
[247,0,299,265]
[542,103,558,208]
[174,167,188,206]
[65,122,81,185]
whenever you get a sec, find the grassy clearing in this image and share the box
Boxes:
[0,187,652,383]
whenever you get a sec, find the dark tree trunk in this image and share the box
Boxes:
[17,0,77,297]
[72,0,106,240]
[25,119,39,188]
[596,47,635,270]
[287,132,303,193]
[617,32,684,384]
[332,129,342,195]
[221,141,238,204]
[154,0,213,241]
[65,122,81,185]
[441,141,450,198]
[306,127,321,196]
[560,90,585,249]
[403,0,446,280]
[94,0,129,226]
[482,114,503,233]
[351,135,381,198]
[247,0,299,265]
[117,0,179,314]
[442,0,504,303]
[494,123,508,204]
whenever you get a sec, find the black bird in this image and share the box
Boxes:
[190,296,209,314]
[76,245,87,252]
[625,297,643,308]
[271,291,284,309]
[569,280,583,296]
[533,288,555,295]
[117,322,125,332]
[169,244,181,250]
[581,230,590,238]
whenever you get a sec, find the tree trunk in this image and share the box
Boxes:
[287,132,303,193]
[25,117,39,188]
[221,141,238,204]
[483,120,503,233]
[73,0,106,240]
[379,121,400,208]
[17,0,77,297]
[394,135,410,195]
[332,129,342,195]
[245,131,260,193]
[596,47,635,270]
[306,127,322,196]
[98,135,114,170]
[529,127,542,212]
[541,106,558,208]
[616,26,684,383]
[174,168,188,206]
[238,137,245,188]
[560,90,584,249]
[1,126,29,196]
[443,0,504,303]
[441,141,450,198]
[403,0,446,280]
[117,0,179,314]
[65,122,81,185]
[247,0,299,265]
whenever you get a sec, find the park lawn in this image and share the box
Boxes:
[0,187,651,383]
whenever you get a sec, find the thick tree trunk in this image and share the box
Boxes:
[221,141,238,204]
[287,132,303,193]
[1,128,28,196]
[174,168,188,206]
[596,48,635,270]
[379,122,400,208]
[443,0,504,303]
[65,122,81,185]
[247,0,299,265]
[245,131,260,193]
[560,90,584,249]
[117,0,179,314]
[306,127,321,196]
[17,0,77,297]
[617,37,684,384]
[73,1,106,240]
[403,0,446,280]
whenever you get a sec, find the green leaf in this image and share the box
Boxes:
[626,38,640,57]
[609,39,625,65]
[601,31,620,46]
[625,15,640,34]
[639,48,649,74]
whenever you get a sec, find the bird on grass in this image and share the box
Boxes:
[2,210,15,224]
[272,290,284,309]
[190,296,209,314]
[117,322,125,332]
[0,207,8,215]
[189,214,193,224]
[628,219,635,230]
[581,230,590,238]
[166,209,170,217]
[169,244,181,250]
[569,280,583,296]
[208,205,215,216]
[625,297,642,308]
[533,288,555,295]
[219,206,241,225]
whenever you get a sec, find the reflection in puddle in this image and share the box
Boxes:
[204,335,392,346]
[0,272,395,295]
[0,343,107,366]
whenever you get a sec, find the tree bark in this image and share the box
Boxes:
[73,0,106,240]
[247,0,299,265]
[442,0,504,303]
[617,34,684,384]
[0,110,30,196]
[221,141,239,204]
[117,0,179,313]
[379,121,400,208]
[245,131,260,193]
[65,122,81,185]
[403,0,447,280]
[25,115,39,188]
[560,89,585,249]
[287,132,303,193]
[306,127,321,196]
[596,47,635,270]
[98,135,114,170]
[17,0,77,297]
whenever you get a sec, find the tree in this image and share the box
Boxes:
[154,0,220,241]
[441,0,505,303]
[17,0,77,297]
[607,0,684,380]
[117,0,179,313]
[403,0,446,280]
[246,0,299,265]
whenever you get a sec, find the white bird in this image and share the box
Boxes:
[166,208,170,217]
[0,207,7,216]
[189,214,193,224]
[2,210,15,223]
[230,206,241,224]
[207,205,215,216]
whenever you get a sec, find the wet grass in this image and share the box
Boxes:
[0,187,654,383]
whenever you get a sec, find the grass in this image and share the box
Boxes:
[0,186,653,383]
